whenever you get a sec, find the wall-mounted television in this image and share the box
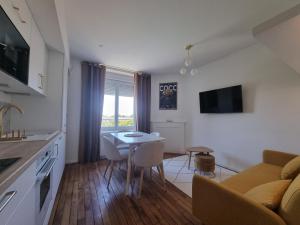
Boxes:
[199,85,243,113]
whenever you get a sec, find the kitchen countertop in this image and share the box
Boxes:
[0,132,61,194]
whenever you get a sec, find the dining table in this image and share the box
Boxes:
[109,131,165,195]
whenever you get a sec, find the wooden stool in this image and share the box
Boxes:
[186,146,214,169]
[194,153,215,177]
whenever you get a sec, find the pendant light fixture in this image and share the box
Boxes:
[180,44,199,76]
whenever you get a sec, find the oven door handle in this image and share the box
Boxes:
[36,158,56,182]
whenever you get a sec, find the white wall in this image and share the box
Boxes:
[65,57,81,163]
[11,50,65,132]
[152,43,300,171]
[0,92,11,103]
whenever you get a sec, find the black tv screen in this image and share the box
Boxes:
[199,85,243,113]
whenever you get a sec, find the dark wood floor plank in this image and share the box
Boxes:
[87,164,104,225]
[77,164,86,225]
[83,165,95,225]
[93,164,123,225]
[49,158,201,225]
[102,163,144,225]
[51,165,71,225]
[90,164,112,225]
[97,163,139,225]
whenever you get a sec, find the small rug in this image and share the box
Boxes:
[158,155,237,197]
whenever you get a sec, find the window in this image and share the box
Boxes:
[102,74,135,131]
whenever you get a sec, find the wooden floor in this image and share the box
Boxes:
[48,156,201,225]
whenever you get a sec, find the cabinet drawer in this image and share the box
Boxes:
[0,162,36,225]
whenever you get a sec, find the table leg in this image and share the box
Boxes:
[188,152,192,170]
[159,163,166,190]
[125,147,133,195]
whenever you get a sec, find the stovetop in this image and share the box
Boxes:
[0,157,21,174]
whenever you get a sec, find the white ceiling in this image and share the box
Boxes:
[65,0,299,75]
[26,0,64,52]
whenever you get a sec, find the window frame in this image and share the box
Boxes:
[101,77,136,132]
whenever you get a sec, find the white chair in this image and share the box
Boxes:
[133,141,165,197]
[102,135,129,188]
[150,132,160,137]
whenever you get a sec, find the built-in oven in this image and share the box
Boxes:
[0,6,30,85]
[35,146,56,225]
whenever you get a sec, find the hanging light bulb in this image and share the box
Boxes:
[179,44,198,76]
[190,68,199,76]
[180,67,187,75]
[184,55,192,67]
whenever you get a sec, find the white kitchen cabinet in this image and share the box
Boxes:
[0,162,36,225]
[52,133,65,196]
[6,186,36,225]
[0,0,32,45]
[28,19,48,95]
[0,0,48,96]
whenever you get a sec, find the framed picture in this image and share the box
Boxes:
[159,82,177,110]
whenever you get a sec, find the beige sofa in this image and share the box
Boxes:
[192,150,300,225]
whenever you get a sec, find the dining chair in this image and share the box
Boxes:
[102,135,129,188]
[133,141,166,197]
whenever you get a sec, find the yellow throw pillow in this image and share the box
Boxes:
[245,180,291,210]
[281,156,300,180]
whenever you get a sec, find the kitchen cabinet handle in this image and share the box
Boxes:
[38,73,43,89]
[55,143,59,157]
[12,4,26,24]
[38,73,47,90]
[0,191,17,213]
[12,5,20,11]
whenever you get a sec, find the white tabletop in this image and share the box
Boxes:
[110,131,165,145]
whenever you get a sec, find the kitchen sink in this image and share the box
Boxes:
[0,157,21,174]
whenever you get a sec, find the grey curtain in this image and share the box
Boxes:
[134,72,151,133]
[79,62,106,163]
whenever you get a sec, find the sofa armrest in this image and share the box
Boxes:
[192,175,287,225]
[263,150,297,167]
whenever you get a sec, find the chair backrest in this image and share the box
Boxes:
[150,132,160,137]
[134,141,164,168]
[101,135,122,161]
[279,174,300,225]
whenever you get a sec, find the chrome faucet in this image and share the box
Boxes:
[0,103,24,134]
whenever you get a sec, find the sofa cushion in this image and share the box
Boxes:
[279,174,300,225]
[281,156,300,180]
[221,163,282,193]
[245,180,291,210]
